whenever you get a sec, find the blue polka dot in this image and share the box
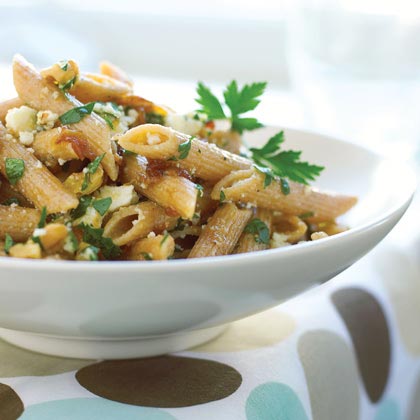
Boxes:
[246,382,308,420]
[375,399,400,420]
[20,398,177,420]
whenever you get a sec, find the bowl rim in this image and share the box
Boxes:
[0,127,416,272]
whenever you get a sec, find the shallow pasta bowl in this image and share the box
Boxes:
[0,127,415,359]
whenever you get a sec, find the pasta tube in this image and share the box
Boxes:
[103,201,177,246]
[118,124,250,182]
[188,203,252,258]
[211,169,358,223]
[12,54,118,180]
[0,204,41,241]
[121,155,198,219]
[0,124,78,213]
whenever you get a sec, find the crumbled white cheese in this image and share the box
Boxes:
[146,133,162,145]
[270,233,291,249]
[58,158,67,166]
[78,246,98,261]
[165,113,203,136]
[95,185,139,213]
[32,228,46,238]
[34,160,42,168]
[18,131,34,146]
[93,102,122,119]
[5,106,37,135]
[73,206,102,228]
[147,231,156,238]
[36,110,58,130]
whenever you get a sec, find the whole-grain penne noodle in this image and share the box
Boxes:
[99,61,134,87]
[204,129,242,155]
[121,155,198,219]
[0,175,33,207]
[0,124,78,213]
[32,127,93,167]
[119,124,250,182]
[0,97,24,123]
[69,73,132,103]
[104,201,177,246]
[0,204,40,241]
[211,169,358,223]
[127,234,175,260]
[12,54,118,180]
[188,203,252,258]
[236,208,273,254]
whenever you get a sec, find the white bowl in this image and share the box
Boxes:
[0,127,415,359]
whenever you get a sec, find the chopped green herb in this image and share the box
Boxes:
[299,211,315,219]
[5,158,25,185]
[220,190,226,203]
[195,183,204,197]
[59,102,95,125]
[59,60,69,71]
[122,149,137,157]
[2,197,19,206]
[38,206,47,228]
[71,196,93,219]
[160,232,170,247]
[59,76,77,91]
[244,218,270,244]
[195,80,266,134]
[93,197,112,216]
[141,252,153,261]
[280,178,290,195]
[250,131,324,186]
[145,112,165,125]
[101,114,114,129]
[81,154,105,191]
[4,234,14,254]
[63,230,79,254]
[173,217,186,231]
[178,136,193,159]
[79,223,121,259]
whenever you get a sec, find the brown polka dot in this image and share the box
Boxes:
[76,355,242,407]
[0,339,91,377]
[298,330,360,420]
[0,383,24,420]
[192,310,295,352]
[332,288,391,402]
[408,372,420,420]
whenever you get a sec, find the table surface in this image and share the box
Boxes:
[0,74,418,420]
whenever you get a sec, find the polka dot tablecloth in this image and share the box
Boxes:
[0,172,418,420]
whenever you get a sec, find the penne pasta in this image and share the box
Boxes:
[119,124,250,182]
[12,54,118,180]
[103,201,177,246]
[0,124,78,213]
[0,55,358,261]
[211,169,358,223]
[121,155,198,219]
[99,61,134,87]
[32,127,92,167]
[69,73,133,103]
[236,208,273,253]
[127,234,175,260]
[0,204,40,242]
[188,203,252,258]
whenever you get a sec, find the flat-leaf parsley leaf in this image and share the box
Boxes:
[59,102,95,125]
[5,158,25,185]
[244,218,270,244]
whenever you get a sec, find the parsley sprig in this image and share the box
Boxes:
[81,154,105,192]
[195,81,266,134]
[250,131,324,192]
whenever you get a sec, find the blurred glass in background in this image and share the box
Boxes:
[286,0,420,159]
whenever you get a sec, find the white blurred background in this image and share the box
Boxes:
[0,0,419,159]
